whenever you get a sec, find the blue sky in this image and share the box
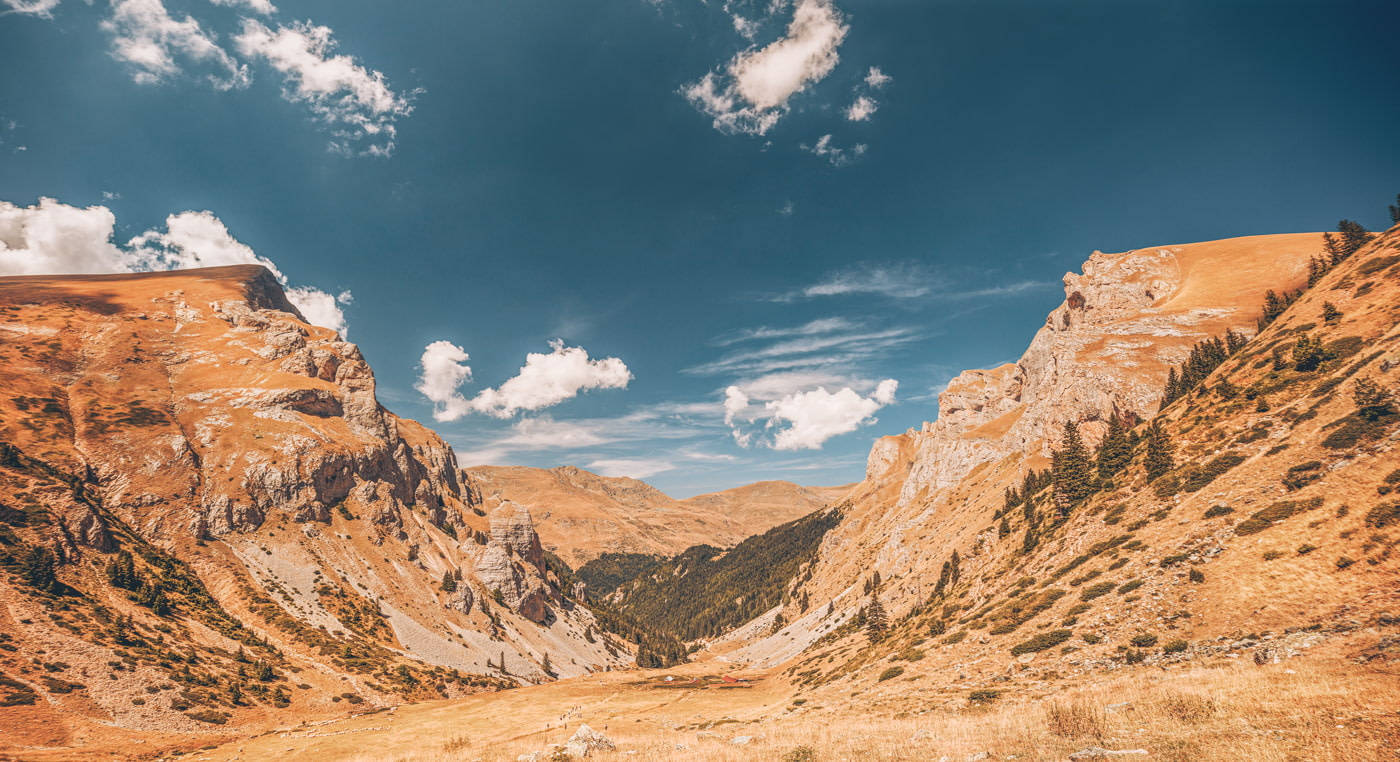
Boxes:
[2,0,1398,496]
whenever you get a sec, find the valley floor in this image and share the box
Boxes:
[55,634,1390,762]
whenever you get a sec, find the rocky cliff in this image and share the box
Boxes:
[0,266,630,748]
[722,230,1400,681]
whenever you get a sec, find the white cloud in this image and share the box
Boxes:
[2,0,62,17]
[234,20,416,156]
[683,0,847,135]
[801,133,865,165]
[712,316,856,346]
[587,458,675,479]
[864,66,891,89]
[0,198,350,334]
[845,94,876,121]
[417,340,632,421]
[102,0,249,90]
[285,287,351,337]
[415,340,474,422]
[779,262,931,300]
[470,340,632,418]
[731,13,759,40]
[209,0,275,15]
[767,380,896,450]
[689,327,916,377]
[725,377,897,450]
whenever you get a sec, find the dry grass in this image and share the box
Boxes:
[195,652,1400,762]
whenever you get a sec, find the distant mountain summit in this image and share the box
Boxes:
[465,464,848,567]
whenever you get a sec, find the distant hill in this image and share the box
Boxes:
[464,464,849,567]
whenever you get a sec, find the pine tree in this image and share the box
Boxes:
[1271,345,1289,371]
[441,570,457,593]
[1144,419,1174,482]
[998,516,1011,538]
[1354,378,1396,421]
[106,550,140,591]
[1225,329,1248,354]
[21,546,59,593]
[870,570,882,590]
[1095,412,1133,481]
[1307,256,1329,287]
[1052,420,1095,515]
[864,596,888,641]
[1322,302,1342,325]
[1337,220,1372,260]
[1390,194,1400,225]
[1021,525,1039,554]
[541,652,554,677]
[1292,334,1326,372]
[1162,367,1181,406]
[825,601,835,618]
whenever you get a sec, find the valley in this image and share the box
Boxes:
[2,222,1399,761]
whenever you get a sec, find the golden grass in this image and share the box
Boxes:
[199,654,1400,762]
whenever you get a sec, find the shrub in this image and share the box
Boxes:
[1080,582,1115,601]
[185,709,231,724]
[1336,556,1356,569]
[1130,633,1159,648]
[1236,497,1324,535]
[1262,550,1285,561]
[1011,629,1073,655]
[1163,639,1189,654]
[1179,453,1247,493]
[1297,544,1318,555]
[1081,633,1102,644]
[1365,503,1400,530]
[968,689,1000,704]
[783,747,817,762]
[1158,693,1217,722]
[1045,700,1107,738]
[877,666,905,682]
[1117,579,1143,595]
[1282,461,1324,491]
[1203,505,1233,519]
[1189,568,1205,583]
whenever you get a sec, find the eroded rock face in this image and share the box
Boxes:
[472,502,556,623]
[888,235,1317,507]
[0,265,467,544]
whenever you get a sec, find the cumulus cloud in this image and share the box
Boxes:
[416,340,632,421]
[864,66,891,89]
[587,458,675,479]
[683,0,847,135]
[415,340,474,422]
[2,0,62,17]
[0,198,351,334]
[208,0,275,15]
[102,0,249,90]
[725,377,897,450]
[801,133,865,165]
[845,94,876,121]
[234,20,417,156]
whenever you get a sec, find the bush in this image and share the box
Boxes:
[1130,633,1159,648]
[1116,580,1144,595]
[1011,629,1073,655]
[783,746,817,762]
[968,689,1001,704]
[1163,639,1189,654]
[1189,568,1205,583]
[1179,453,1247,493]
[1365,503,1400,530]
[1204,505,1233,519]
[184,709,231,724]
[1081,633,1102,644]
[877,666,905,682]
[1282,461,1324,491]
[1336,556,1356,569]
[1080,582,1115,601]
[1235,497,1324,535]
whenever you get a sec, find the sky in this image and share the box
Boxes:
[1,0,1398,497]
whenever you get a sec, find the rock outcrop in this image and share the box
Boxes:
[892,233,1320,506]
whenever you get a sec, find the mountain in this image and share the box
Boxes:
[184,225,1400,761]
[0,266,632,752]
[464,465,847,567]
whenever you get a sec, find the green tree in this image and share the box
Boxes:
[541,651,554,677]
[864,596,888,641]
[1292,334,1327,372]
[1322,302,1342,325]
[21,546,59,593]
[440,570,457,593]
[1095,412,1134,482]
[106,550,140,591]
[1354,378,1396,421]
[1144,419,1175,482]
[1052,421,1095,515]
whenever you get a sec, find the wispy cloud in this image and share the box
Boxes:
[686,326,919,377]
[771,263,931,302]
